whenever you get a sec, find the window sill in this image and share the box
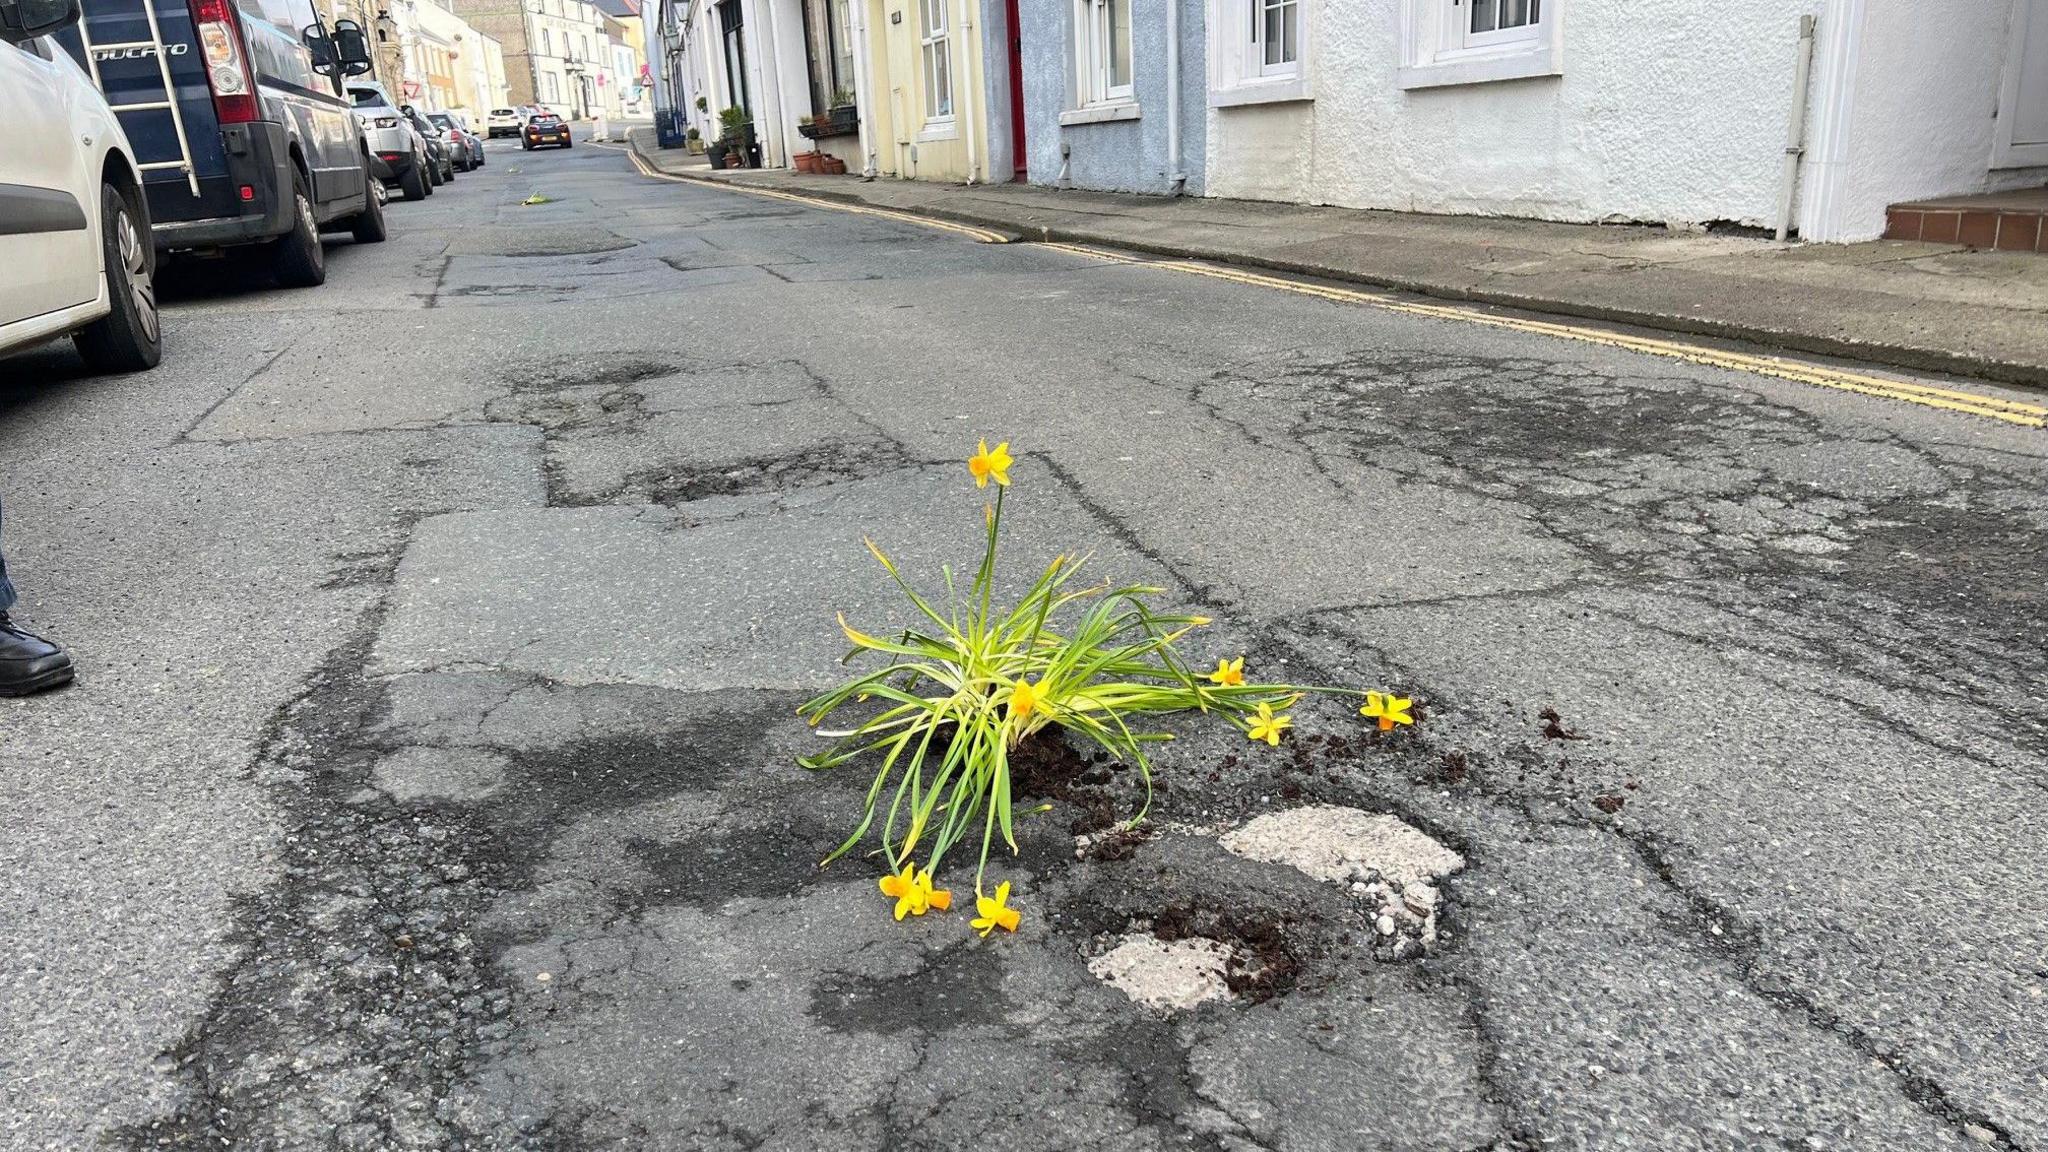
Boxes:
[1398,43,1561,90]
[1058,102,1141,126]
[1209,76,1311,109]
[915,120,959,142]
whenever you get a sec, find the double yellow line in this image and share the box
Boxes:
[1041,243,2047,428]
[623,148,1007,243]
[615,155,2041,428]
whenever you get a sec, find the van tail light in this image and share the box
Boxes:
[193,0,258,125]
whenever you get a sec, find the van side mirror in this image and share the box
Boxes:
[331,19,372,75]
[303,23,336,73]
[0,0,81,43]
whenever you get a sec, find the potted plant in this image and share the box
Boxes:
[797,114,820,141]
[820,154,847,175]
[694,95,708,113]
[827,89,858,135]
[717,106,757,168]
[684,126,704,154]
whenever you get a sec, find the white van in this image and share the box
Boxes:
[0,0,158,371]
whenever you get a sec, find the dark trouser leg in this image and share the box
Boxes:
[0,495,15,614]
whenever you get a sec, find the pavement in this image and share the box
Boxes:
[632,128,2048,390]
[1,125,2046,1152]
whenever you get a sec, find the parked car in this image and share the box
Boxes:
[0,0,159,370]
[427,111,484,171]
[522,113,571,150]
[401,104,454,183]
[485,106,521,137]
[348,81,434,201]
[57,0,384,287]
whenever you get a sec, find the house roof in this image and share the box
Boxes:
[591,0,639,17]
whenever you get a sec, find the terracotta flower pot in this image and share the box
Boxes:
[821,156,847,175]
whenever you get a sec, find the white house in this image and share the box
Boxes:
[1197,0,2048,241]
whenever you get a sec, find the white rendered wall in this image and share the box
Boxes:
[1206,1,1819,229]
[1819,0,2048,240]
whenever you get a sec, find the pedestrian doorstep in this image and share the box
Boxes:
[628,130,2048,390]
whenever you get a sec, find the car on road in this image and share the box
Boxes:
[427,111,484,171]
[348,81,434,201]
[0,0,159,370]
[484,106,521,137]
[57,0,385,287]
[401,104,454,184]
[522,113,571,150]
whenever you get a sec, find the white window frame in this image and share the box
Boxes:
[918,0,955,131]
[1398,0,1561,91]
[1208,0,1310,108]
[1253,0,1298,77]
[1075,0,1134,108]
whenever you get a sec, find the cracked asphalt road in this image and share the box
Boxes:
[3,132,2045,1152]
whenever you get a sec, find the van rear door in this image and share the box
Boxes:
[53,0,235,226]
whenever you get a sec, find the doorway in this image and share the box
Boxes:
[1005,0,1026,179]
[1996,0,2048,167]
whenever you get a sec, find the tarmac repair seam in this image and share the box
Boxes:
[620,146,1009,243]
[1039,241,2048,429]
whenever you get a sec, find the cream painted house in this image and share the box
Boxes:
[855,0,1019,181]
[647,0,1021,178]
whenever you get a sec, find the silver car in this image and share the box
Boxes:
[348,82,435,200]
[428,112,485,171]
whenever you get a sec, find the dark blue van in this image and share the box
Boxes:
[53,0,383,286]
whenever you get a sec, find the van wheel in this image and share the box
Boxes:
[269,169,326,288]
[348,169,388,243]
[74,182,161,373]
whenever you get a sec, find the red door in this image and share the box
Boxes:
[1005,0,1026,179]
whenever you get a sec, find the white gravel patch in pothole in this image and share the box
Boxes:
[1221,805,1466,951]
[1087,934,1237,1012]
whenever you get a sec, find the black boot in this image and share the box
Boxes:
[0,612,74,696]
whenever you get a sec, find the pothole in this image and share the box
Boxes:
[1220,805,1465,956]
[622,440,913,505]
[502,353,684,393]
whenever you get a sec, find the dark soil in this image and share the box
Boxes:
[1008,731,1138,837]
[1151,905,1305,1004]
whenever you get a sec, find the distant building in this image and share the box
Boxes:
[594,0,655,114]
[453,0,613,118]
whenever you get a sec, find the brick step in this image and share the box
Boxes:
[1884,187,2048,252]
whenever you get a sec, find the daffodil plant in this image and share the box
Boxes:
[801,440,1413,934]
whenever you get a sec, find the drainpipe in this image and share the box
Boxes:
[957,0,979,183]
[850,0,877,175]
[758,0,791,167]
[1775,13,1816,242]
[1164,0,1183,195]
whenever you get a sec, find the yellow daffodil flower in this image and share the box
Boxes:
[915,868,952,912]
[968,439,1014,488]
[972,881,1022,937]
[1207,656,1246,687]
[1360,691,1415,731]
[879,864,927,920]
[1246,701,1291,746]
[1010,678,1040,723]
